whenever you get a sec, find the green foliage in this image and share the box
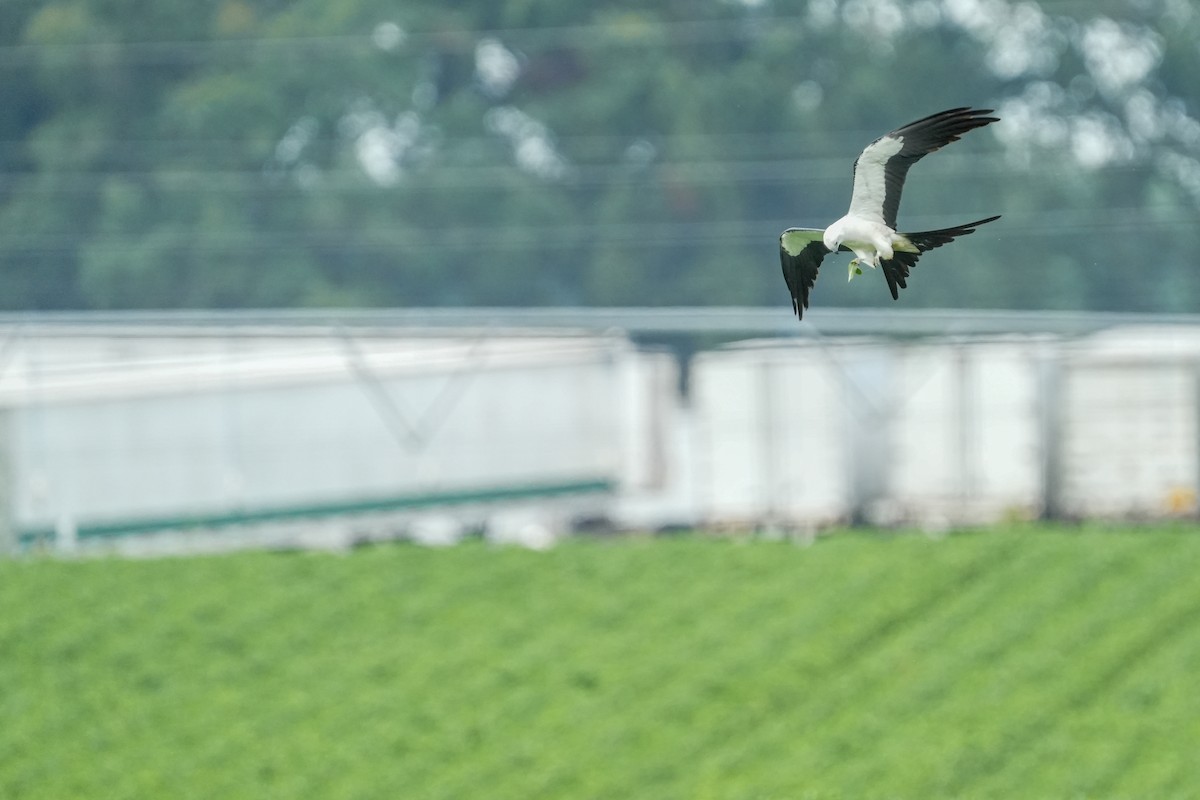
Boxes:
[1,1,1199,311]
[3,527,1200,798]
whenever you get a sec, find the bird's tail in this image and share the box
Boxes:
[883,215,1000,299]
[896,215,1001,253]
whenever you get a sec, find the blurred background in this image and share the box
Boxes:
[2,0,1200,552]
[8,5,1200,799]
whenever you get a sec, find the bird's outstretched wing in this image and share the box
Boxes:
[880,215,1001,300]
[780,228,853,318]
[848,107,998,230]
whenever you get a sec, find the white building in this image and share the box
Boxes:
[4,313,1199,554]
[0,326,677,553]
[1055,326,1200,518]
[690,337,1048,528]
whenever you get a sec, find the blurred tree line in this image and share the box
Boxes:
[1,0,1198,313]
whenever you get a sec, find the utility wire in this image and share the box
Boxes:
[0,153,1154,194]
[0,17,809,68]
[0,0,1161,67]
[0,209,1191,258]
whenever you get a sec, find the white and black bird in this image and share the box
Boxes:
[779,107,1000,319]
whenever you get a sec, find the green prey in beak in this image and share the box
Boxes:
[847,254,881,282]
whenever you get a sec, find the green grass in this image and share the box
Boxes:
[3,525,1200,799]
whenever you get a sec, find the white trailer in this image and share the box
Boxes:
[0,329,677,552]
[8,315,1200,552]
[1055,326,1200,518]
[690,337,1047,528]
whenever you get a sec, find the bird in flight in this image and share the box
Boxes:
[779,107,1000,319]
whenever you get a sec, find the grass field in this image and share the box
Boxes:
[3,525,1200,799]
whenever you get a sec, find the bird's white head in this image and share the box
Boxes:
[822,229,841,252]
[822,217,847,252]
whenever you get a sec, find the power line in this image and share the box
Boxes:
[0,209,1192,258]
[0,151,1154,195]
[0,1,1162,68]
[0,16,806,68]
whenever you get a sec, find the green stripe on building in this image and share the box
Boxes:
[17,477,615,547]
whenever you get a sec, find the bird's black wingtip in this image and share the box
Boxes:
[944,107,1000,128]
[793,294,809,320]
[968,214,1002,229]
[926,106,999,121]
